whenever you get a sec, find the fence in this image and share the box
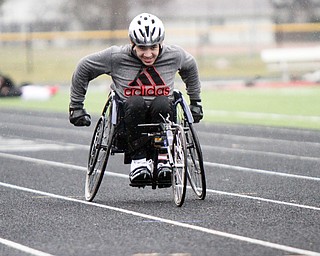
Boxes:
[1,22,319,82]
[0,23,319,44]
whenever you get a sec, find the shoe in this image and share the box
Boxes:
[157,162,172,188]
[129,158,152,186]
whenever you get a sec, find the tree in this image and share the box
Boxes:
[270,0,320,43]
[271,0,317,23]
[65,0,129,30]
[63,0,172,31]
[0,0,6,12]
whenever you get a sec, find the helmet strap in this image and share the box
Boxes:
[158,44,163,56]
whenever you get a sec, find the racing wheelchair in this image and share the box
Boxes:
[85,89,206,207]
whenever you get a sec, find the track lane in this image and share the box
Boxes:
[1,181,320,256]
[1,109,320,256]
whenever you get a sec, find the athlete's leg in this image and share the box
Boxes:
[123,96,151,185]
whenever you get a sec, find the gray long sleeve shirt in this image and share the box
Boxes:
[70,44,201,108]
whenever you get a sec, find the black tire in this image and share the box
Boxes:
[87,116,105,176]
[85,107,114,201]
[185,123,206,200]
[175,100,206,200]
[172,125,188,207]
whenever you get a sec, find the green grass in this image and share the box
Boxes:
[204,87,320,116]
[0,88,109,114]
[0,45,107,84]
[1,86,320,131]
[1,44,319,130]
[202,86,320,130]
[0,44,272,85]
[199,54,269,79]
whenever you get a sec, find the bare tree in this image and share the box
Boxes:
[271,0,318,23]
[64,0,129,30]
[0,0,6,12]
[63,0,172,31]
[270,0,320,43]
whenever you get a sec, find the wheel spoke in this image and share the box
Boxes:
[85,98,115,202]
[185,124,206,200]
[172,125,187,207]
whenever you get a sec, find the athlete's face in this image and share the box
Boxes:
[134,44,160,66]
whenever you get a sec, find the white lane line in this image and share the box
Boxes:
[200,131,320,147]
[1,152,320,182]
[202,145,320,162]
[0,152,126,178]
[0,237,55,256]
[2,134,319,163]
[206,189,320,211]
[1,182,320,256]
[0,136,88,152]
[0,152,319,211]
[4,119,320,147]
[0,144,77,152]
[2,122,91,137]
[206,110,320,123]
[204,161,320,182]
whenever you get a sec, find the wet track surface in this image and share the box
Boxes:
[1,109,320,256]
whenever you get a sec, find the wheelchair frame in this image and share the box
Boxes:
[85,89,206,207]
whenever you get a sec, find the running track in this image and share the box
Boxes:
[1,109,319,256]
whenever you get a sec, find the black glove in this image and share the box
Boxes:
[189,100,203,123]
[69,107,91,126]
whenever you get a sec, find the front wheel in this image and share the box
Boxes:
[175,99,206,200]
[185,123,206,200]
[85,114,114,201]
[171,125,187,207]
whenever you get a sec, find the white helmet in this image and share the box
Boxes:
[129,13,165,46]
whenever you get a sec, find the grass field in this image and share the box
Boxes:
[0,44,272,85]
[1,85,320,131]
[1,44,319,130]
[203,85,320,130]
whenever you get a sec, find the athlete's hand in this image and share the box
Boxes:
[189,100,203,123]
[69,107,91,126]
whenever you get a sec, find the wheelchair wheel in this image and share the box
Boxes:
[85,108,114,201]
[185,123,206,200]
[172,125,187,207]
[175,99,206,200]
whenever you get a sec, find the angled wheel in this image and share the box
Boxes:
[185,123,206,200]
[172,125,187,207]
[175,98,206,200]
[87,116,105,176]
[85,103,114,201]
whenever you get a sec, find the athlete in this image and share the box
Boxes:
[69,13,203,186]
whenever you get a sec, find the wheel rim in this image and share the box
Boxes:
[85,148,107,201]
[187,146,204,197]
[186,125,206,200]
[88,118,104,175]
[85,113,113,201]
[172,126,187,206]
[175,101,206,200]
